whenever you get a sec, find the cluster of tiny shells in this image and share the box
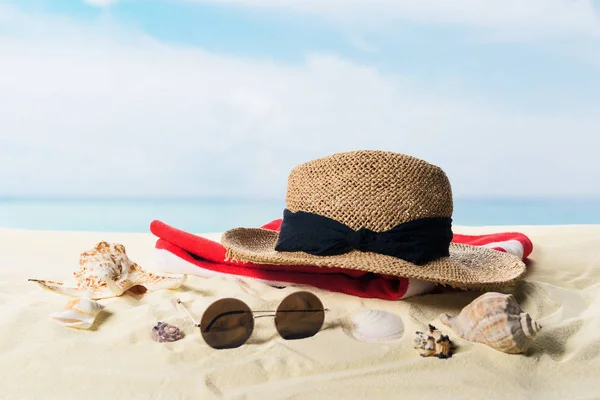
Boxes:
[414,324,453,359]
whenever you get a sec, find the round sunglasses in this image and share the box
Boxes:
[176,291,328,349]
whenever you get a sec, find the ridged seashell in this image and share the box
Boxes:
[152,322,184,342]
[414,324,453,359]
[439,292,542,354]
[352,309,404,342]
[50,297,105,329]
[29,241,186,299]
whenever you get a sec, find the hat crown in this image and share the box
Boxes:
[285,150,453,232]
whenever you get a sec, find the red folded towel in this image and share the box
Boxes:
[150,219,533,300]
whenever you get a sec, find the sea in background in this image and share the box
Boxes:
[1,197,600,233]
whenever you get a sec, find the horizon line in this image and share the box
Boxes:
[1,195,600,202]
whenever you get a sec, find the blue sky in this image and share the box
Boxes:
[1,0,599,199]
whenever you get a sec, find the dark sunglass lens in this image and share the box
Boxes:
[200,298,254,349]
[274,291,325,340]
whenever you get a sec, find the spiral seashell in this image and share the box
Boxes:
[50,297,105,330]
[29,241,186,299]
[351,309,404,342]
[439,292,542,354]
[414,324,453,359]
[152,322,184,342]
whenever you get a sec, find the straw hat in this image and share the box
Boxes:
[221,150,527,289]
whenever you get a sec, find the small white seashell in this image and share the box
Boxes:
[50,297,105,329]
[152,322,184,342]
[352,309,404,342]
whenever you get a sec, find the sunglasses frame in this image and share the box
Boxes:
[176,291,329,349]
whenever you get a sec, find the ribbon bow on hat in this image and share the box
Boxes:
[275,209,453,265]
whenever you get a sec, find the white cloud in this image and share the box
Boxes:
[83,0,119,7]
[350,36,378,53]
[183,0,600,40]
[0,5,599,199]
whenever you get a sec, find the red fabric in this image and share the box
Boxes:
[150,219,533,300]
[452,232,534,257]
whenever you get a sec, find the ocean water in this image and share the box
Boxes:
[0,198,599,233]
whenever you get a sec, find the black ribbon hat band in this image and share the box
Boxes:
[274,209,453,265]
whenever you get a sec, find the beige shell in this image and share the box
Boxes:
[29,241,186,299]
[50,297,105,329]
[414,324,453,359]
[439,292,542,354]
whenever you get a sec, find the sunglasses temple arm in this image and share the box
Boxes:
[250,308,330,319]
[176,299,201,327]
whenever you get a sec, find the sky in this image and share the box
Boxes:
[1,0,599,199]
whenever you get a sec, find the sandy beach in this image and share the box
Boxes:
[1,224,599,400]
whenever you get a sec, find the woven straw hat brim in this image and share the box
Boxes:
[221,228,527,290]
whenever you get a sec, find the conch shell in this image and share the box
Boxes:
[29,241,186,299]
[50,297,105,329]
[439,292,542,354]
[414,324,453,359]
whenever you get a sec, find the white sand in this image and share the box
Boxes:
[1,225,599,399]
